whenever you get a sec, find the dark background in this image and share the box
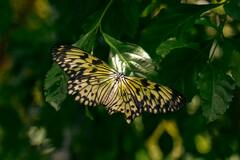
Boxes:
[0,0,240,159]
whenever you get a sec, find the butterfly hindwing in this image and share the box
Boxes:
[106,81,140,123]
[126,77,184,113]
[106,77,185,123]
[52,45,185,123]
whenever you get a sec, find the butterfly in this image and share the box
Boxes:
[52,45,185,123]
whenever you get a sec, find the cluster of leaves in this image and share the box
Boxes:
[0,0,240,159]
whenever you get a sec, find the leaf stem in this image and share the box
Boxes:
[208,15,227,63]
[96,0,113,29]
[208,40,218,63]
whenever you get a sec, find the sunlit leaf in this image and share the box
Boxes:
[44,63,68,111]
[197,67,235,122]
[102,32,155,77]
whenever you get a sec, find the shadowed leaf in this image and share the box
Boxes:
[44,63,68,111]
[156,38,198,60]
[197,67,235,122]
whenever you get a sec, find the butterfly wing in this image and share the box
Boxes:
[106,76,185,123]
[52,45,185,123]
[106,79,140,123]
[52,45,118,106]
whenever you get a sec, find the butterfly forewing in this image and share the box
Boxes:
[52,45,185,123]
[52,45,117,106]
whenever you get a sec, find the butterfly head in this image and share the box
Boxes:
[114,72,125,82]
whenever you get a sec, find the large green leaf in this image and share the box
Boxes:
[44,63,68,111]
[102,32,155,77]
[197,67,235,122]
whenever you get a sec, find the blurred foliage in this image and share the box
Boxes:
[0,0,240,160]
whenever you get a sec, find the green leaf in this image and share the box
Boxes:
[73,0,114,52]
[0,1,12,37]
[45,4,107,112]
[156,38,198,59]
[224,0,240,20]
[44,29,97,111]
[102,32,155,77]
[102,0,139,38]
[140,3,221,52]
[232,69,240,87]
[73,29,97,52]
[230,50,240,87]
[44,63,68,111]
[195,17,218,30]
[197,67,235,122]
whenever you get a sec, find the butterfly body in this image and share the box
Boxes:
[52,45,185,123]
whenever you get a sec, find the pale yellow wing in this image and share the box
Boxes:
[52,45,118,106]
[106,76,185,123]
